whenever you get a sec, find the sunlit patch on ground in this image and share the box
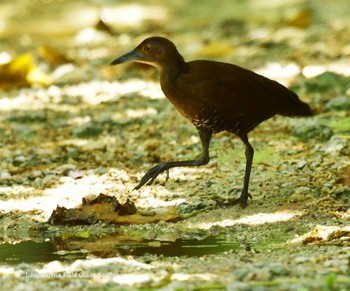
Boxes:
[195,210,303,229]
[0,79,163,112]
[0,169,133,219]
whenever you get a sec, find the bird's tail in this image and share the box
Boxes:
[281,90,313,117]
[288,100,313,117]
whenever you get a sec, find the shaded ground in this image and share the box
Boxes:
[0,0,350,290]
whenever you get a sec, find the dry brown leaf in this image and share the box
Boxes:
[48,194,180,225]
[38,45,74,66]
[290,225,350,245]
[286,8,312,28]
[95,18,114,35]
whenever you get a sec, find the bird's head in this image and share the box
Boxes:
[110,36,184,70]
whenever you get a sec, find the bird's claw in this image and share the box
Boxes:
[216,189,252,208]
[233,193,251,208]
[133,163,170,190]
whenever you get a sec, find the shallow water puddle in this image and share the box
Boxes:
[0,240,88,264]
[0,235,284,264]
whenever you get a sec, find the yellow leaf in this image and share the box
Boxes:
[61,231,91,240]
[0,53,32,88]
[8,53,33,75]
[27,67,51,85]
[195,41,233,58]
[0,53,51,89]
[62,232,73,240]
[76,231,91,238]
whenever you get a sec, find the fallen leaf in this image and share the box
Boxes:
[289,225,350,245]
[286,8,312,28]
[94,18,114,35]
[38,45,74,66]
[48,194,180,226]
[0,53,50,89]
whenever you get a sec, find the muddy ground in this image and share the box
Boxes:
[0,0,350,290]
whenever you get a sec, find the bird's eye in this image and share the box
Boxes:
[144,45,151,52]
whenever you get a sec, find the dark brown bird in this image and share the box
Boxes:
[111,36,312,207]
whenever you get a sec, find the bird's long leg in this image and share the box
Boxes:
[134,128,212,190]
[218,133,254,208]
[240,134,254,206]
[235,133,254,207]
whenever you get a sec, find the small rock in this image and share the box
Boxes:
[269,263,289,276]
[292,72,349,94]
[280,182,295,196]
[332,187,350,197]
[64,169,84,179]
[42,174,57,186]
[233,268,250,281]
[51,64,76,81]
[12,125,35,138]
[54,164,76,174]
[292,121,333,142]
[80,141,106,152]
[0,171,12,180]
[297,159,307,169]
[192,199,208,210]
[33,177,43,187]
[322,137,346,154]
[290,186,311,202]
[177,203,193,215]
[325,95,350,111]
[14,155,26,163]
[280,182,294,188]
[32,170,42,178]
[177,200,208,215]
[139,210,156,216]
[72,122,103,138]
[246,269,271,281]
[296,186,311,194]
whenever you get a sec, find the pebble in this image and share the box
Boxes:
[31,170,42,178]
[0,171,12,180]
[177,199,208,215]
[325,95,350,111]
[72,122,103,138]
[269,263,289,276]
[289,186,311,202]
[42,174,57,186]
[292,121,333,142]
[322,137,346,154]
[297,159,307,169]
[14,155,27,163]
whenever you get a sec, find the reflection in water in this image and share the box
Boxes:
[0,235,284,264]
[0,240,87,264]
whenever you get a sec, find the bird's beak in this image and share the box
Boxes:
[110,50,142,65]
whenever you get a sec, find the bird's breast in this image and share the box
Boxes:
[161,82,230,132]
[189,114,228,132]
[166,97,229,132]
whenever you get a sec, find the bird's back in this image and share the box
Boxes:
[161,60,312,134]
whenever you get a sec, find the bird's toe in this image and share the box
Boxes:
[215,190,252,208]
[133,163,170,190]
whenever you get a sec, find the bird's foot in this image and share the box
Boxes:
[133,162,170,190]
[216,189,252,208]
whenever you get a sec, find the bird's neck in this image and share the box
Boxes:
[159,55,186,82]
